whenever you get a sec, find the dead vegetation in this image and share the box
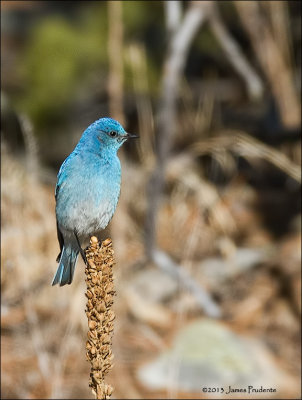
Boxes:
[85,237,115,400]
[1,129,301,398]
[1,1,301,399]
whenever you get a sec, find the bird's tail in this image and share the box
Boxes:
[52,245,79,286]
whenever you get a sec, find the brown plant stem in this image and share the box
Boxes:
[107,0,125,125]
[145,1,208,257]
[85,237,115,400]
[234,1,301,129]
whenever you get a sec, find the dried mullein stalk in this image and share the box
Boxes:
[85,237,115,399]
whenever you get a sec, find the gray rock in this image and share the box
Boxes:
[128,267,178,303]
[137,319,293,394]
[196,247,268,286]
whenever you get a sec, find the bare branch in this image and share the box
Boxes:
[18,113,39,180]
[164,1,182,36]
[208,3,264,100]
[234,1,301,129]
[191,130,301,183]
[145,1,209,256]
[264,1,293,67]
[126,43,155,167]
[152,248,221,318]
[107,1,125,125]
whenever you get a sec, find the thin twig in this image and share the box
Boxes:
[208,3,263,100]
[191,130,301,182]
[107,1,125,125]
[234,1,301,128]
[145,1,209,257]
[164,1,182,36]
[18,113,39,180]
[151,248,221,318]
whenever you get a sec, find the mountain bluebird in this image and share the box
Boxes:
[52,117,137,286]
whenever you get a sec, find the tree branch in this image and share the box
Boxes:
[208,3,264,100]
[145,1,209,257]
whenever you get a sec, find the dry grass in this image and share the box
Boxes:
[191,130,301,182]
[1,138,301,399]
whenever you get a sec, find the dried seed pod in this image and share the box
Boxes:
[89,320,97,330]
[85,237,115,399]
[102,334,111,344]
[107,311,115,321]
[102,238,111,247]
[96,313,104,323]
[104,295,113,307]
[91,236,98,245]
[87,330,97,340]
[106,386,113,396]
[97,302,106,313]
[91,276,98,285]
[100,345,110,355]
[102,266,111,275]
[94,371,101,379]
[105,282,114,293]
[92,358,102,370]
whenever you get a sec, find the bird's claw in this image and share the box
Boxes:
[74,231,88,265]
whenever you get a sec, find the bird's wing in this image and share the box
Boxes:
[56,221,64,262]
[55,151,77,199]
[55,151,78,261]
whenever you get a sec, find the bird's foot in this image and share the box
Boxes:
[56,251,62,263]
[74,231,88,265]
[79,247,88,265]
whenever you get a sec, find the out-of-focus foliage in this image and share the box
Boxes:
[16,6,108,130]
[123,1,162,38]
[15,1,164,132]
[1,1,301,399]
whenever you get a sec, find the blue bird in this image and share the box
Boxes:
[52,117,137,286]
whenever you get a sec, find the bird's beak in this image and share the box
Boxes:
[125,132,139,139]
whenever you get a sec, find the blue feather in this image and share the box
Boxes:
[52,117,136,287]
[52,245,79,286]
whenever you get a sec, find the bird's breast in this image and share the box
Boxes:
[77,176,120,233]
[56,155,121,236]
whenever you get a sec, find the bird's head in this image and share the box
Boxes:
[79,117,138,153]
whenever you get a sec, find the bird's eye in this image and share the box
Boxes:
[109,131,117,138]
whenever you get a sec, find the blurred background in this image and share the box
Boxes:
[1,1,301,399]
